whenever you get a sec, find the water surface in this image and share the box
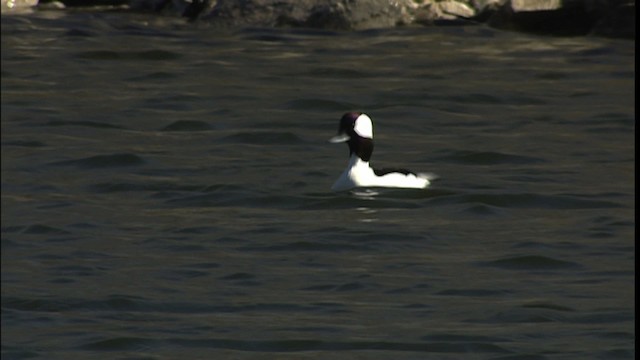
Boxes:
[1,10,635,360]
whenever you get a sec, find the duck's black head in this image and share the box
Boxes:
[329,112,374,162]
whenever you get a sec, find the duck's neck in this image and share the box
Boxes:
[349,137,373,162]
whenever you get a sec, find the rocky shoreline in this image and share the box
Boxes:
[3,0,635,39]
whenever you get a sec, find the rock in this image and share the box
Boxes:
[1,0,38,13]
[590,0,635,39]
[130,0,414,28]
[485,0,635,38]
[414,0,478,24]
[469,0,506,21]
[42,0,128,6]
[486,0,594,36]
[124,0,636,39]
[203,0,415,30]
[510,0,562,11]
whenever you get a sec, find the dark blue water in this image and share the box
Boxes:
[1,9,635,360]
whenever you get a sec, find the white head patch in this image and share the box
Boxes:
[354,114,373,139]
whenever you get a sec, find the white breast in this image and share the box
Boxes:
[331,156,431,192]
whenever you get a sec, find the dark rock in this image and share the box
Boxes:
[112,0,636,39]
[41,0,129,6]
[414,0,477,25]
[487,0,598,36]
[2,0,38,12]
[182,0,210,20]
[204,0,414,30]
[485,0,635,38]
[590,0,635,39]
[129,0,215,17]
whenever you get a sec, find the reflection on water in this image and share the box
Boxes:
[353,190,380,221]
[352,188,381,199]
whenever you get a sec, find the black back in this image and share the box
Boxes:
[373,167,416,176]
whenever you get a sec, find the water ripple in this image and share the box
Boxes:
[43,120,125,129]
[220,131,305,144]
[75,49,182,61]
[427,193,622,210]
[79,337,512,354]
[50,153,145,168]
[482,255,582,271]
[435,150,544,165]
[160,120,212,132]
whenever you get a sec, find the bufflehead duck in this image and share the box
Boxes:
[329,112,436,192]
